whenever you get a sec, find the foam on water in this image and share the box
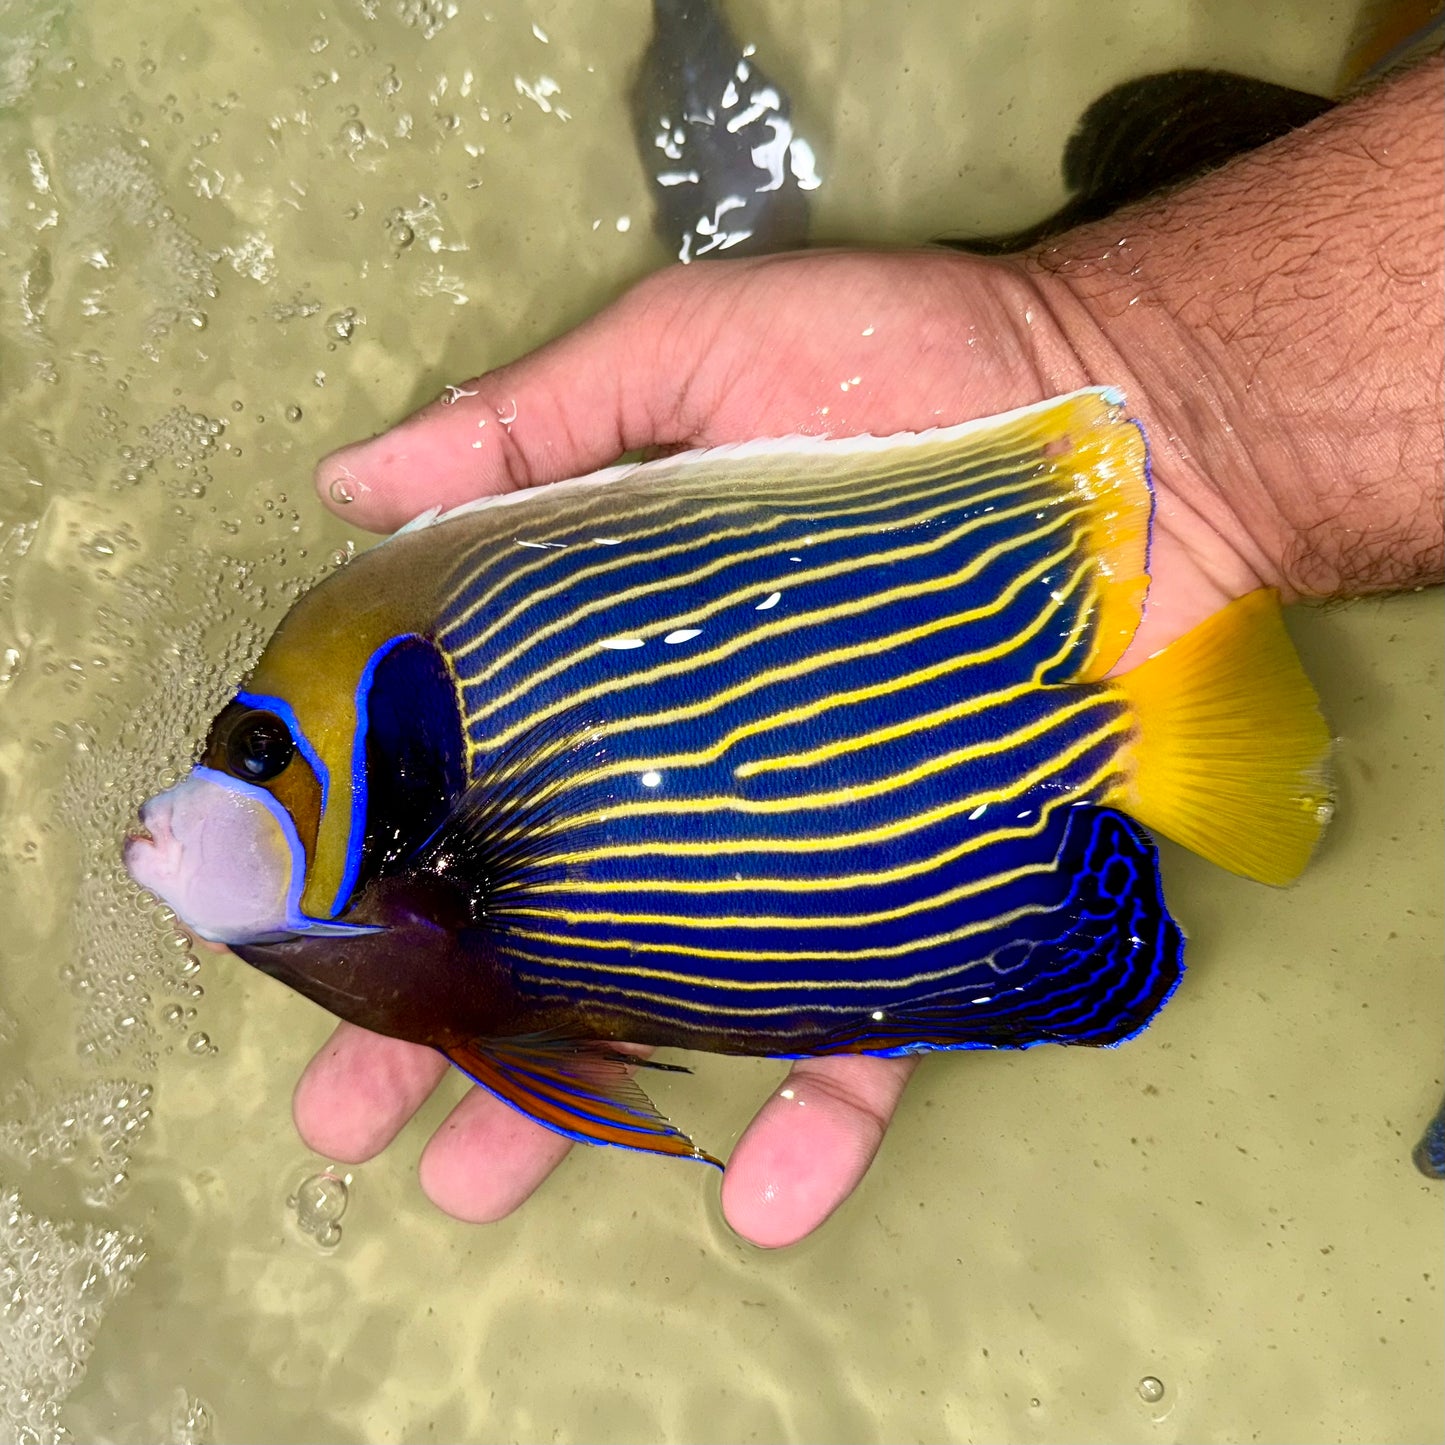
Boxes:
[0,1185,143,1444]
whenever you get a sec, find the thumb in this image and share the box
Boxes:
[312,266,723,533]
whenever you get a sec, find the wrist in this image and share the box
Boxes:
[1018,57,1444,602]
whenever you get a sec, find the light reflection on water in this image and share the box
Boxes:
[0,1,1439,1442]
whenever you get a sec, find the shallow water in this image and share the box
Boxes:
[1,1,1440,1441]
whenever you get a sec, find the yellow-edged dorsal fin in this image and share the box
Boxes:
[1108,588,1333,885]
[1031,391,1153,681]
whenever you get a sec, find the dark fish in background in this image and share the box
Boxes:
[944,68,1334,255]
[947,1,1444,255]
[630,0,818,261]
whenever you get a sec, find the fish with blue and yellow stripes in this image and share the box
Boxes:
[123,389,1333,1165]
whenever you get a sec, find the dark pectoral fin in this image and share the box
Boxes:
[819,807,1185,1056]
[441,1036,721,1167]
[415,710,613,904]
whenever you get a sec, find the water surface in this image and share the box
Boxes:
[0,1,1440,1441]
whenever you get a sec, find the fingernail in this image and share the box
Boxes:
[315,441,382,507]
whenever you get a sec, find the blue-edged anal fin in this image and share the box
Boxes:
[815,806,1185,1057]
[440,1034,722,1167]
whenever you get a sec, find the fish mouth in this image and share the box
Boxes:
[124,824,154,845]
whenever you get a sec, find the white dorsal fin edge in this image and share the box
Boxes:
[386,385,1129,538]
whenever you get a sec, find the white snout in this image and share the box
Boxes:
[124,766,304,944]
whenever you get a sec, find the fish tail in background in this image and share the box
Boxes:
[944,69,1333,255]
[630,0,818,262]
[1108,589,1333,887]
[1414,1090,1445,1178]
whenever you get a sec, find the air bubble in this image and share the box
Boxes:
[324,307,360,342]
[295,1171,347,1226]
[185,1031,212,1055]
[1137,1376,1165,1403]
[169,1390,213,1445]
[285,404,302,422]
[288,1169,351,1247]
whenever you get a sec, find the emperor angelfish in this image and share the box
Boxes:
[124,390,1333,1166]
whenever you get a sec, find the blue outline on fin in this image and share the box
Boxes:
[1129,416,1157,585]
[439,1045,718,1166]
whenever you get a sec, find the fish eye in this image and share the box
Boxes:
[224,710,295,783]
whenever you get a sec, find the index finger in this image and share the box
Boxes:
[312,265,726,533]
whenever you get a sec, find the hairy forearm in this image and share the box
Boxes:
[1030,57,1444,600]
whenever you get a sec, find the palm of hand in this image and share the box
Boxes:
[294,249,1259,1247]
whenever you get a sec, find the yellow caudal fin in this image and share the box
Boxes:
[1109,589,1334,886]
